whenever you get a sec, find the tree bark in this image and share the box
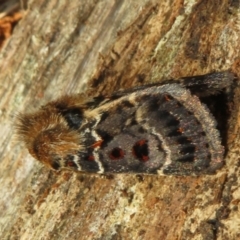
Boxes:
[1,0,240,239]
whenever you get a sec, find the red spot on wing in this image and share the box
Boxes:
[67,161,75,167]
[138,139,146,146]
[132,139,149,162]
[177,127,184,133]
[142,155,149,161]
[88,155,95,161]
[91,140,103,148]
[164,94,172,101]
[109,148,124,160]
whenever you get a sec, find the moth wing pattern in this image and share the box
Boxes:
[91,83,224,175]
[17,71,235,175]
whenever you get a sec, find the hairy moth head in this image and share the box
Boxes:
[17,95,90,170]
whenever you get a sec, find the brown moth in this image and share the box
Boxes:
[17,71,235,175]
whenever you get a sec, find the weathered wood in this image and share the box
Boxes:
[0,0,240,239]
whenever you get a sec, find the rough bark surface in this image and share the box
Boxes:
[0,0,240,239]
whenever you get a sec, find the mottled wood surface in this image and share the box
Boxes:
[0,0,240,239]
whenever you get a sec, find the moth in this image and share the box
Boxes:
[17,71,235,175]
